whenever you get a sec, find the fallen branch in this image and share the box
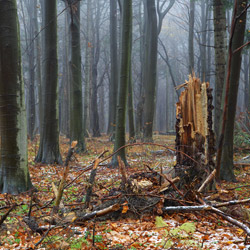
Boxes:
[162,200,250,236]
[213,198,250,208]
[0,204,16,226]
[198,169,216,193]
[211,206,250,236]
[54,141,77,211]
[23,216,47,235]
[74,204,120,223]
[162,198,250,212]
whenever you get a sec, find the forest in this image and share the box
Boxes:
[1,0,250,249]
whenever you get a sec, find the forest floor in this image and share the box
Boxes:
[1,134,250,249]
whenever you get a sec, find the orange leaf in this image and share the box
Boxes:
[122,205,129,214]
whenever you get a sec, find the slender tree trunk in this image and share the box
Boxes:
[213,0,227,141]
[67,0,85,151]
[128,65,135,143]
[26,0,36,141]
[200,0,208,81]
[135,1,144,139]
[59,11,70,136]
[0,0,32,194]
[91,0,101,137]
[111,0,132,166]
[83,0,92,137]
[143,0,158,142]
[108,0,118,136]
[206,7,212,84]
[35,0,62,164]
[220,0,247,181]
[188,0,195,73]
[34,0,43,135]
[244,52,249,112]
[248,53,250,114]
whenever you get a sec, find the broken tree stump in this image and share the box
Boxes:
[175,75,216,189]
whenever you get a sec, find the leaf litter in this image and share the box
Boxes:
[0,134,250,249]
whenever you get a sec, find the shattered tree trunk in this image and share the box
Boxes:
[175,75,215,187]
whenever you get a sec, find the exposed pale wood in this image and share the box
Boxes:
[198,169,216,192]
[176,75,215,166]
[175,75,215,189]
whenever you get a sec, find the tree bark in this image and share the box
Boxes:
[35,0,62,164]
[67,0,85,151]
[0,0,32,194]
[188,0,195,73]
[143,0,158,142]
[108,0,118,137]
[128,65,135,143]
[213,0,227,141]
[220,0,247,181]
[83,0,92,137]
[111,0,132,166]
[91,0,101,137]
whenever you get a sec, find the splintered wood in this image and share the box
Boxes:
[175,75,215,184]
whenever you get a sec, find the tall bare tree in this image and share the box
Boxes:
[218,0,247,181]
[66,0,85,151]
[213,0,227,140]
[0,0,32,194]
[36,0,62,164]
[111,0,132,166]
[143,0,175,141]
[188,0,195,73]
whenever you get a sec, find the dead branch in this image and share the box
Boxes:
[74,204,120,223]
[162,204,212,213]
[54,141,77,211]
[84,158,101,209]
[213,198,250,208]
[52,183,64,210]
[211,206,250,236]
[198,169,216,193]
[118,156,128,190]
[162,198,250,212]
[161,173,184,197]
[162,200,250,236]
[23,216,47,235]
[0,204,16,226]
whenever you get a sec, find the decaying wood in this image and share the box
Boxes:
[198,169,216,193]
[0,204,16,226]
[162,198,250,236]
[118,156,128,190]
[52,183,64,210]
[175,75,215,188]
[84,158,101,209]
[54,141,77,211]
[75,204,120,223]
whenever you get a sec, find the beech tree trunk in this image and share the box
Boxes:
[67,0,85,151]
[188,0,195,73]
[143,0,158,142]
[213,0,227,141]
[35,0,62,164]
[111,0,132,166]
[108,0,118,136]
[83,0,92,137]
[0,0,32,194]
[220,0,247,181]
[91,0,101,137]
